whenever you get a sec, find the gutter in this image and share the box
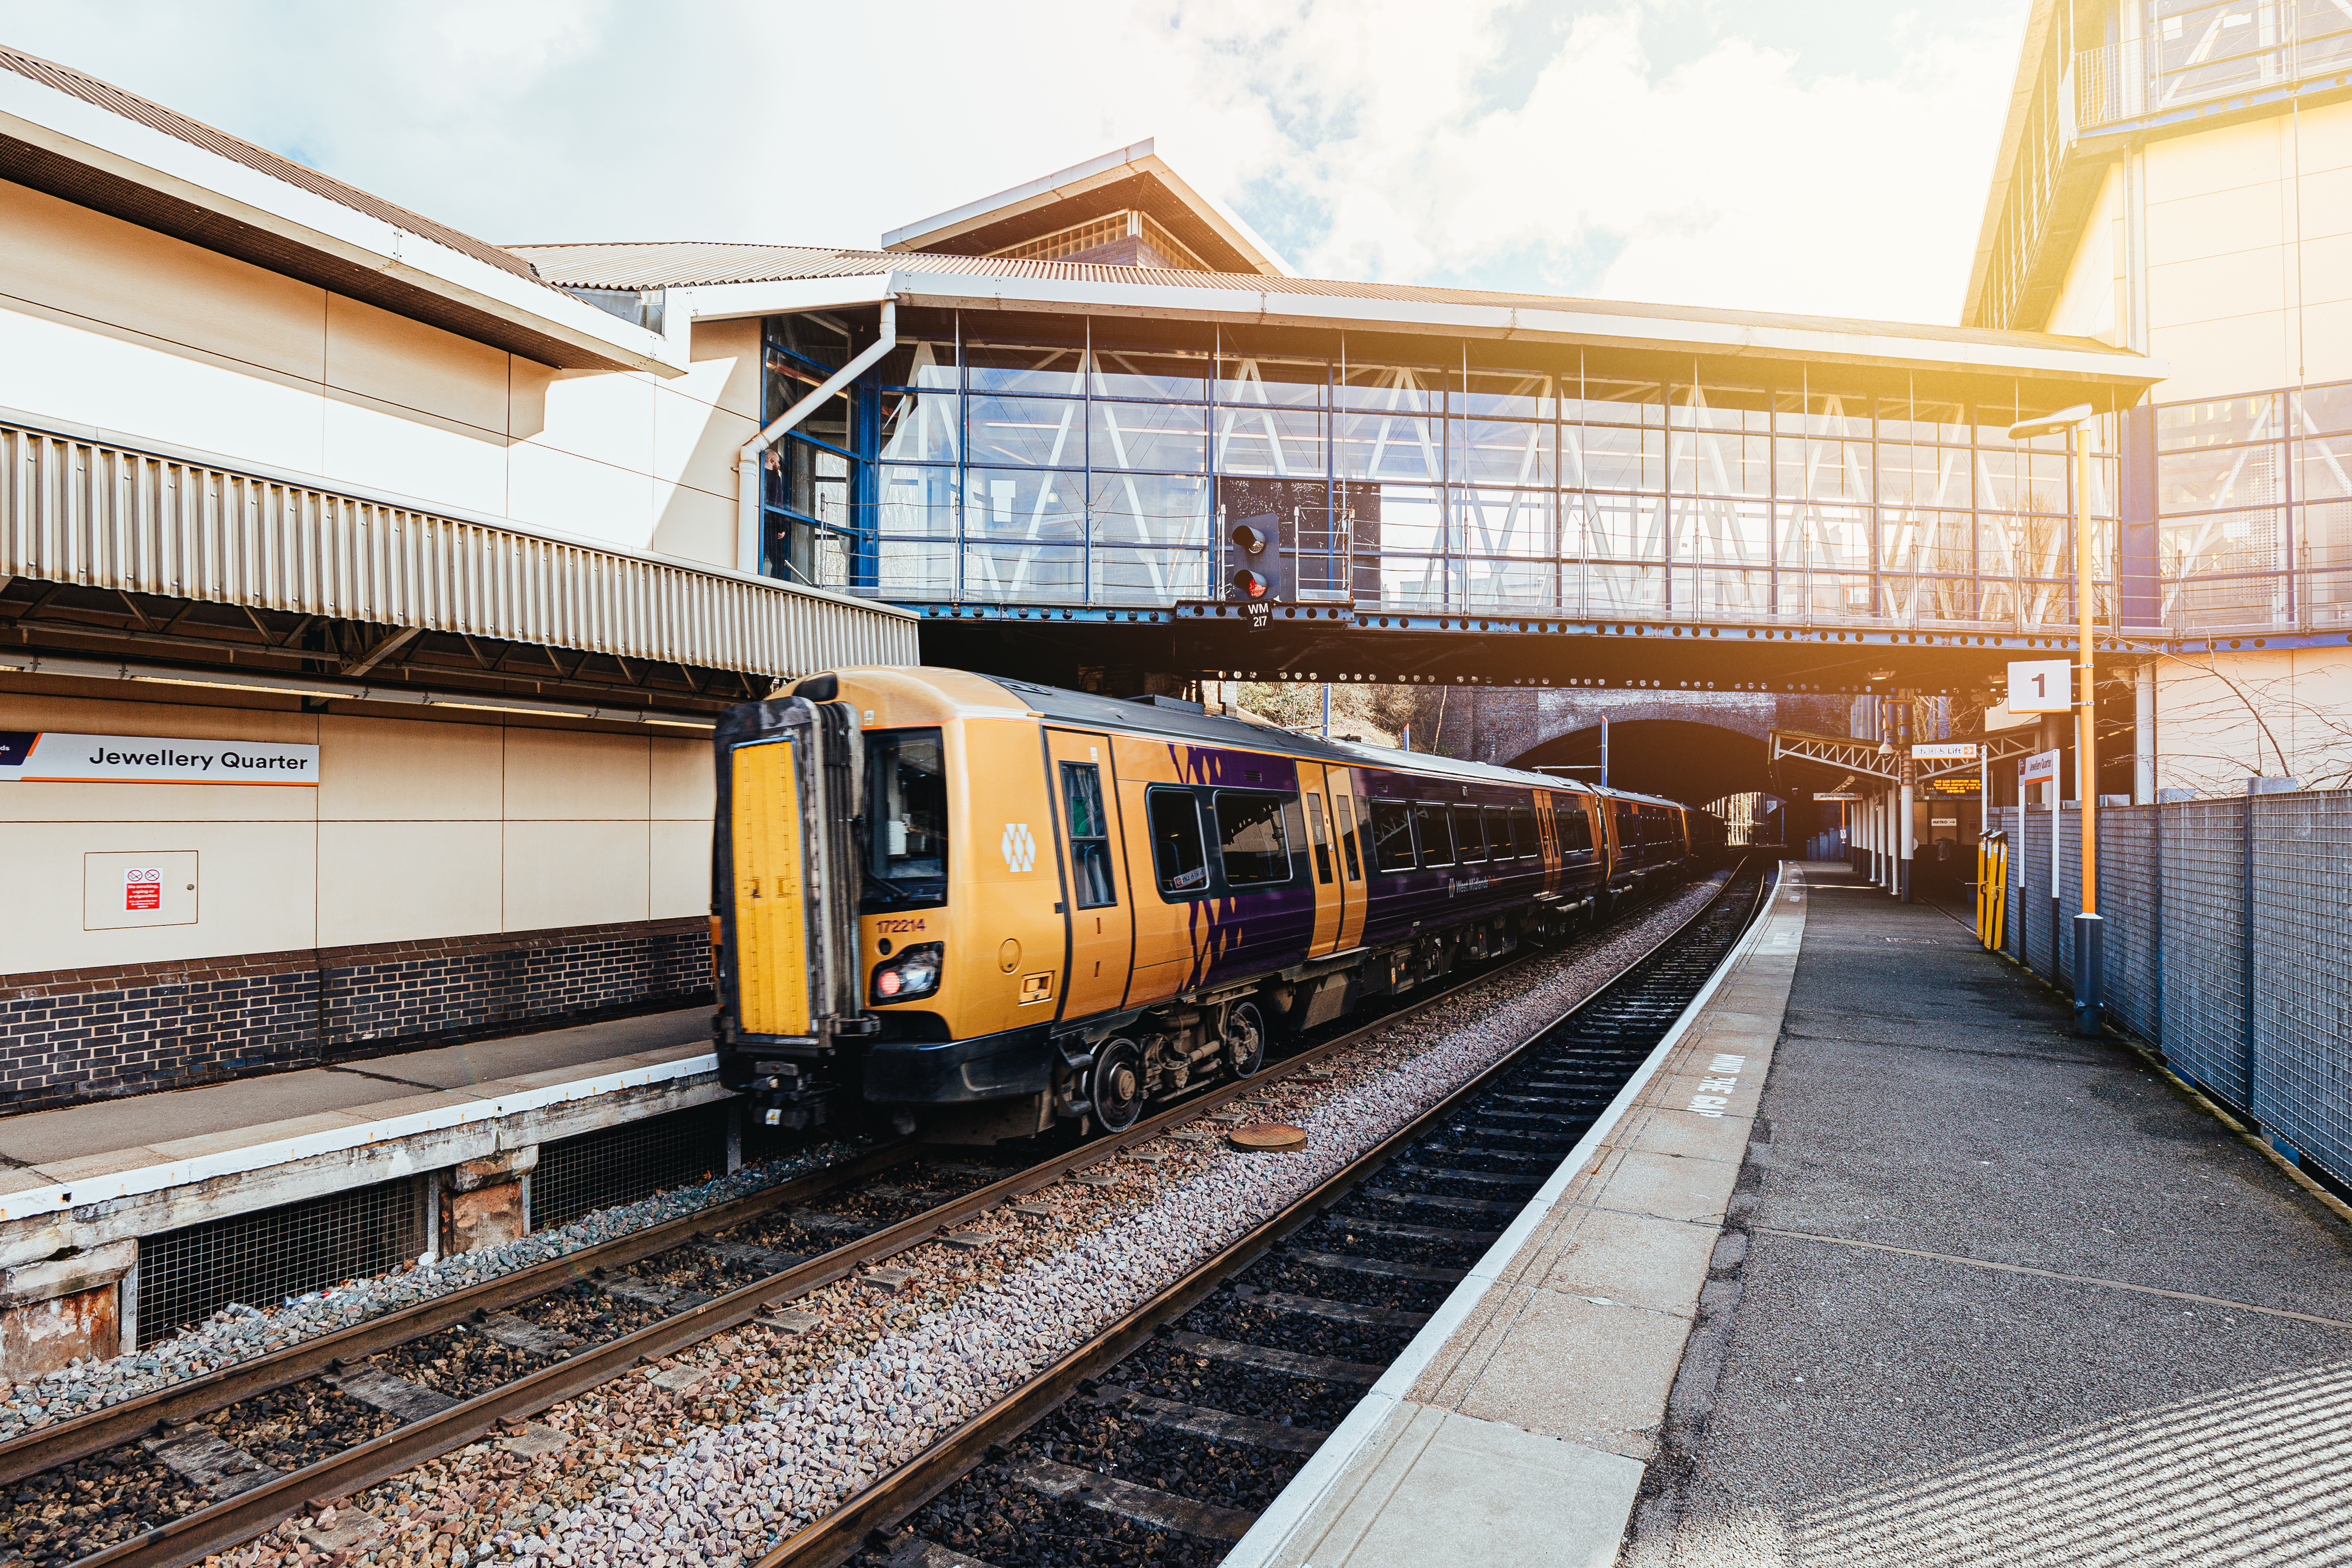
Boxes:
[736,291,897,577]
[0,650,724,729]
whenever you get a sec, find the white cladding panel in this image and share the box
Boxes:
[0,420,917,678]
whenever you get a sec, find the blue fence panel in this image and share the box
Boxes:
[2100,805,2162,1047]
[2161,797,2251,1116]
[2249,790,2352,1188]
[2019,805,2057,981]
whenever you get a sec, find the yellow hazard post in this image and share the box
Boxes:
[1975,830,2008,951]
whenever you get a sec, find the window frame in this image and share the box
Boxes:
[1369,796,1418,873]
[1335,793,1365,881]
[1212,787,1297,888]
[1451,803,1488,862]
[1414,801,1456,867]
[1146,785,1212,899]
[1059,761,1118,910]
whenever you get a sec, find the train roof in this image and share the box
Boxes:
[984,675,1690,812]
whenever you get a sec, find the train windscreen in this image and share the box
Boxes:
[862,729,949,911]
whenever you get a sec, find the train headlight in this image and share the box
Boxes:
[871,942,944,1004]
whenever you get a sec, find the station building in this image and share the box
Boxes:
[0,36,2181,1363]
[1970,0,2352,795]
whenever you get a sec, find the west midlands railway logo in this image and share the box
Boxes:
[1001,822,1036,872]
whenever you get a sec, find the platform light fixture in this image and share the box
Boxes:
[2007,402,2102,1039]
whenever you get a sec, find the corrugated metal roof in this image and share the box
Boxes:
[0,44,549,289]
[509,240,2141,360]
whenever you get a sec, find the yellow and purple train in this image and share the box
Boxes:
[712,667,1723,1140]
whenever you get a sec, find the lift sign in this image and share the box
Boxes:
[124,867,161,910]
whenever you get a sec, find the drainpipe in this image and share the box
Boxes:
[737,292,898,578]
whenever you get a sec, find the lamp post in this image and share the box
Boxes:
[2009,402,2102,1038]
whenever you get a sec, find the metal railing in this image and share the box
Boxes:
[2078,4,2352,131]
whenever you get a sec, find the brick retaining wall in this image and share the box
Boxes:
[0,919,713,1114]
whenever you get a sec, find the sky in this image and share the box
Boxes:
[0,0,2030,326]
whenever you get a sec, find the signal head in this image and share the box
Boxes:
[1232,568,1271,599]
[1230,522,1268,555]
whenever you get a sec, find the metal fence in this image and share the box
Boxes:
[1995,789,2352,1189]
[530,1103,734,1232]
[139,1175,424,1348]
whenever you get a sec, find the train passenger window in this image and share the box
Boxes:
[1149,788,1210,895]
[1370,798,1417,872]
[1483,805,1514,859]
[1215,791,1292,886]
[1451,805,1486,862]
[1414,802,1455,866]
[862,727,950,912]
[1509,807,1534,857]
[1555,804,1593,855]
[1060,763,1117,909]
[1305,793,1334,884]
[1336,795,1364,880]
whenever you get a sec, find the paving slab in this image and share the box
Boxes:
[0,1006,710,1166]
[1623,865,2352,1568]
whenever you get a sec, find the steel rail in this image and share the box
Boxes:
[63,878,1704,1568]
[754,861,1769,1568]
[0,1142,923,1488]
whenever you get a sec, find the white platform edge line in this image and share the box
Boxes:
[0,1051,720,1223]
[1222,863,1794,1568]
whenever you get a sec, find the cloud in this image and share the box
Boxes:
[0,0,2024,324]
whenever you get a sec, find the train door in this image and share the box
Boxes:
[1322,767,1368,952]
[1298,764,1352,957]
[1043,729,1135,1023]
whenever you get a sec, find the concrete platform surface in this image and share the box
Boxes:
[1227,864,1805,1568]
[0,1007,719,1264]
[1625,865,2352,1567]
[0,1008,712,1166]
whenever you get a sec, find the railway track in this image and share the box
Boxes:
[2,876,1732,1568]
[778,858,1772,1568]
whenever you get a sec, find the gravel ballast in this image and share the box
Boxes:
[213,875,1731,1568]
[0,1142,869,1443]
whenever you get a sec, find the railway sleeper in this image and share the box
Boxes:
[1362,1187,1524,1215]
[141,1424,283,1500]
[1230,1286,1432,1330]
[1328,1215,1500,1246]
[881,1540,995,1568]
[1014,1456,1260,1544]
[1282,1249,1468,1283]
[1163,1329,1384,1384]
[1083,1385,1330,1455]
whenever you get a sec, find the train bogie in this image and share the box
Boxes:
[711,668,1722,1142]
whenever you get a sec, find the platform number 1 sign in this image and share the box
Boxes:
[124,867,162,910]
[2006,659,2075,715]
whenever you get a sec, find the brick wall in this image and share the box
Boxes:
[0,919,712,1114]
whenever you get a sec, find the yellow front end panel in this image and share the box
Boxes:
[732,740,810,1037]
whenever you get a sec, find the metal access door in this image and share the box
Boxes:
[717,696,864,1047]
[1044,729,1136,1023]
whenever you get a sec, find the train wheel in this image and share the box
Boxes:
[1091,1037,1145,1132]
[1224,1001,1266,1079]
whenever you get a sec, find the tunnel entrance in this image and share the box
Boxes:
[1507,720,1773,808]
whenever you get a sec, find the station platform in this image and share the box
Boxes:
[0,1008,720,1364]
[1232,862,2352,1567]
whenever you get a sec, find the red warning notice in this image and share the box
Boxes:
[125,868,161,911]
